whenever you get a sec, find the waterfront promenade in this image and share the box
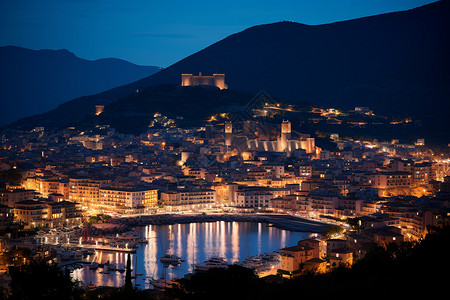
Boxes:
[109,213,333,233]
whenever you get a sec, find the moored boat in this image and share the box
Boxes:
[194,257,228,273]
[148,277,173,289]
[159,254,183,264]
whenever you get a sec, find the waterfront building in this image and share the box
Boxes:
[235,189,272,209]
[46,200,83,227]
[307,191,339,216]
[14,199,82,228]
[14,200,47,228]
[279,239,321,273]
[160,188,216,211]
[211,183,238,206]
[98,187,158,215]
[68,177,111,211]
[269,195,297,212]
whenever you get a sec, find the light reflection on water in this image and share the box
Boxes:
[72,221,310,288]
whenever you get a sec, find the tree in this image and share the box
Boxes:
[321,225,345,238]
[167,265,260,299]
[8,259,82,300]
[124,253,133,292]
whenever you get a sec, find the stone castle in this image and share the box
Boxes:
[224,120,316,155]
[181,72,227,90]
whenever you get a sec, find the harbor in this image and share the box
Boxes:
[65,221,313,289]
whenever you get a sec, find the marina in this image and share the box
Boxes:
[69,221,312,289]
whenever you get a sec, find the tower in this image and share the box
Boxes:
[181,74,193,86]
[224,122,232,146]
[213,74,228,89]
[205,124,214,139]
[279,120,291,152]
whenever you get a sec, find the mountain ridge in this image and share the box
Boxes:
[5,1,450,144]
[0,45,161,126]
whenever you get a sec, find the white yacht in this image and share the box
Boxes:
[194,257,229,273]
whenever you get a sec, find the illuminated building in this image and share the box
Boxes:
[98,187,158,214]
[211,183,238,206]
[415,138,425,146]
[14,199,82,229]
[235,189,272,209]
[70,134,103,150]
[413,162,432,184]
[181,72,228,89]
[370,172,413,190]
[0,188,35,207]
[261,164,285,179]
[183,167,207,180]
[36,177,69,198]
[269,195,298,212]
[334,197,364,218]
[359,200,384,216]
[160,188,216,211]
[228,120,316,155]
[69,177,111,211]
[278,120,291,152]
[329,248,353,268]
[224,122,232,146]
[299,164,312,177]
[13,200,47,227]
[46,200,83,227]
[279,239,321,273]
[308,191,339,216]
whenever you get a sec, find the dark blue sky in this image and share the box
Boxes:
[0,0,438,67]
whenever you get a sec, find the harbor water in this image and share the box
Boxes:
[71,221,312,288]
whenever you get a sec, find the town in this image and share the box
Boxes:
[1,71,449,296]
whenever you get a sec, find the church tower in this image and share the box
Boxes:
[224,122,232,146]
[278,120,291,152]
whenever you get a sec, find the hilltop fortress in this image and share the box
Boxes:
[181,72,227,90]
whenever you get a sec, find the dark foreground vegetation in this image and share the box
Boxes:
[1,225,449,300]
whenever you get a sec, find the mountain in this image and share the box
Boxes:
[6,1,450,144]
[0,46,161,126]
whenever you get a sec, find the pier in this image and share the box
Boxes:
[80,245,136,253]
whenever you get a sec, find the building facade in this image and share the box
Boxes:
[98,187,158,214]
[181,72,227,90]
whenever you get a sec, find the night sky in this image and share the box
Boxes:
[0,0,438,67]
